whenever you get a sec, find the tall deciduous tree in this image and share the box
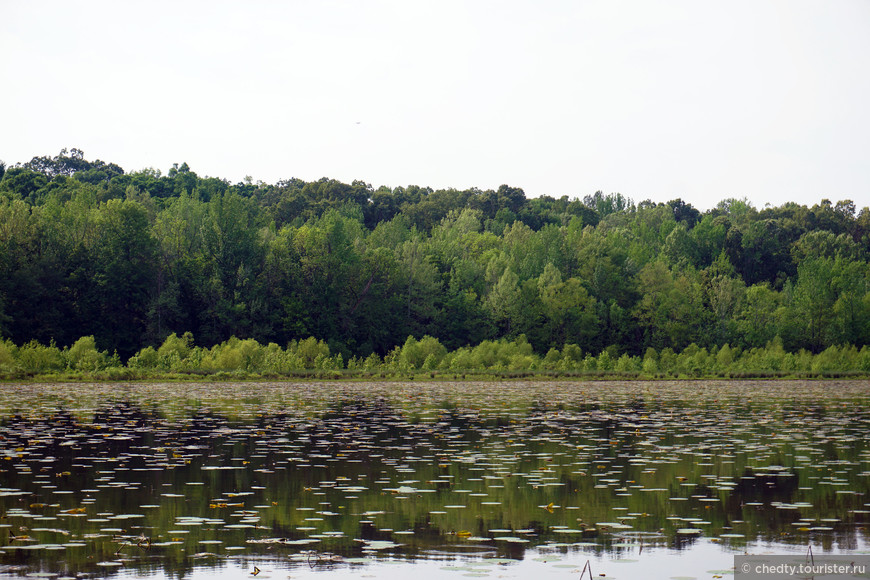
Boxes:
[789,257,838,352]
[89,199,156,356]
[634,261,707,351]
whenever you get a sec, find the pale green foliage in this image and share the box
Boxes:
[675,343,709,376]
[17,340,64,372]
[421,353,438,371]
[634,260,705,350]
[486,268,521,331]
[0,339,16,370]
[811,344,861,373]
[596,350,613,371]
[581,354,597,371]
[615,353,639,372]
[443,347,474,371]
[158,332,194,369]
[291,337,330,368]
[658,348,676,373]
[716,344,735,368]
[262,342,299,373]
[363,353,381,371]
[544,348,561,366]
[507,352,537,370]
[399,335,447,370]
[128,346,158,368]
[472,336,533,370]
[66,336,107,371]
[2,333,870,378]
[662,223,697,267]
[562,344,583,363]
[200,337,267,371]
[736,283,781,347]
[792,230,862,262]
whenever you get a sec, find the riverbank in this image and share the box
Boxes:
[2,366,869,383]
[3,333,869,382]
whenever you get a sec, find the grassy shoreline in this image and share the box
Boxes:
[3,367,869,383]
[3,333,870,383]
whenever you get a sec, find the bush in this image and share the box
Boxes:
[562,344,583,363]
[363,352,381,371]
[17,340,64,372]
[3,333,870,379]
[263,342,300,373]
[94,366,139,380]
[508,353,536,370]
[543,348,561,368]
[582,354,597,371]
[641,355,658,375]
[422,353,439,371]
[615,353,639,372]
[158,332,194,370]
[716,344,734,371]
[292,337,330,368]
[66,336,107,371]
[0,339,16,370]
[236,338,266,371]
[446,347,475,371]
[399,336,424,369]
[128,346,159,368]
[659,348,676,373]
[812,345,845,373]
[597,350,613,371]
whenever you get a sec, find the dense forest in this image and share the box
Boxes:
[0,149,868,375]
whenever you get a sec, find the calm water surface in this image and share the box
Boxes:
[0,380,867,579]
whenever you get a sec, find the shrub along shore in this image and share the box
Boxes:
[1,332,868,382]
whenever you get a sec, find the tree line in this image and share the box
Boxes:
[0,148,868,368]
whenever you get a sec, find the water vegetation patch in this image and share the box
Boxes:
[0,380,866,579]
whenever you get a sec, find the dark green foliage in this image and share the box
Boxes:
[0,149,868,364]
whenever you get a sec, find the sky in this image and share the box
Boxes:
[2,0,868,210]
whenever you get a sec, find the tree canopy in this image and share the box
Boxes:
[1,149,868,362]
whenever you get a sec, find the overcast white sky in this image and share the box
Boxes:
[2,1,868,210]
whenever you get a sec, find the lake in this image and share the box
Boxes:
[0,380,867,579]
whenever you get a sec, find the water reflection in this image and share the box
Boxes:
[0,381,867,578]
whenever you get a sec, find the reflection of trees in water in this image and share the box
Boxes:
[0,391,868,577]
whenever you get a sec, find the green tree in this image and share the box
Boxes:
[662,223,698,269]
[791,230,863,263]
[198,192,265,342]
[536,263,599,351]
[89,199,157,357]
[704,264,744,346]
[150,193,208,341]
[486,267,522,336]
[829,259,870,346]
[787,257,839,352]
[735,283,782,348]
[633,261,707,350]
